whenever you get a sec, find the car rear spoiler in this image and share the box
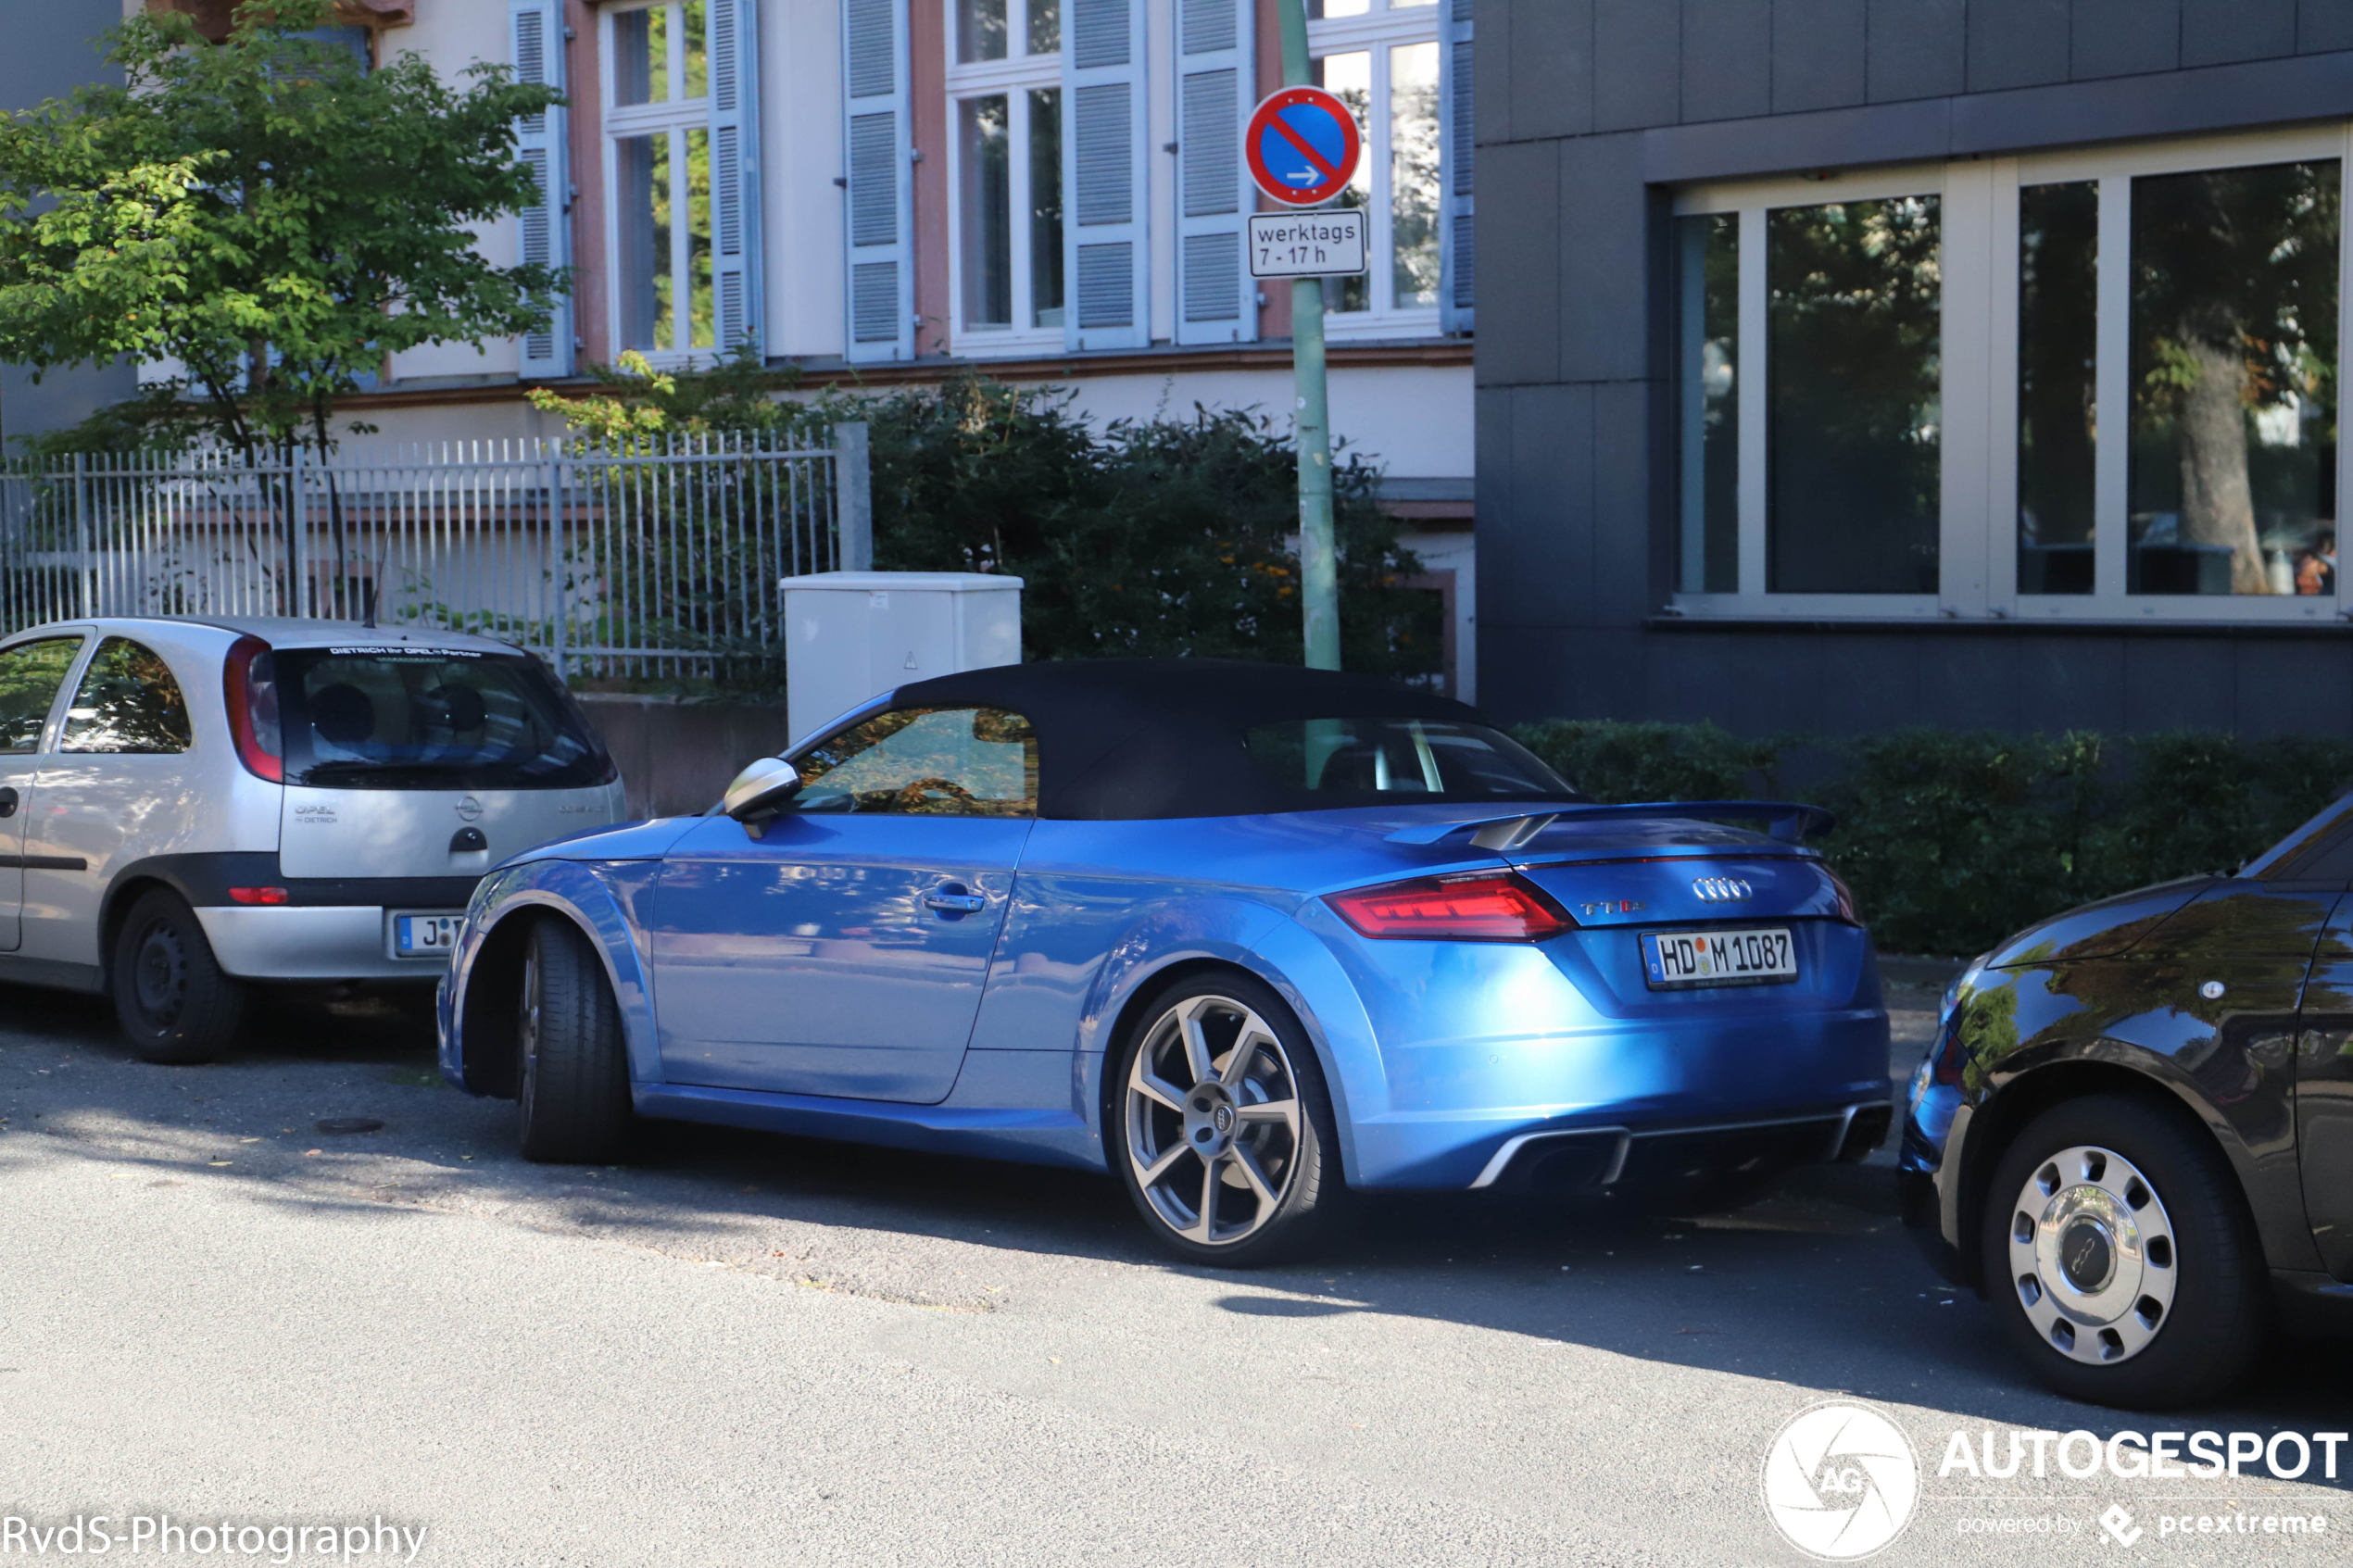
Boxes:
[1386,800,1838,850]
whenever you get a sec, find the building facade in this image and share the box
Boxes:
[4,0,1481,695]
[1476,1,2353,736]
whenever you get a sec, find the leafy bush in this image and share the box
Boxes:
[1508,721,2353,958]
[853,375,1433,673]
[535,360,1438,680]
[1511,719,1781,804]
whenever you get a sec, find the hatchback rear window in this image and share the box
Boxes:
[271,646,612,791]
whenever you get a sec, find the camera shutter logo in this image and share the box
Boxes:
[1760,1401,1919,1560]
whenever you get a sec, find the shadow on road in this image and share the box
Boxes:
[6,976,2347,1459]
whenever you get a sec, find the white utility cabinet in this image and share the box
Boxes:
[780,571,1025,745]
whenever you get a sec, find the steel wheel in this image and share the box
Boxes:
[2006,1143,2179,1365]
[1124,994,1305,1248]
[111,887,245,1065]
[132,919,190,1027]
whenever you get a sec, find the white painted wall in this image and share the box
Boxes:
[762,0,847,360]
[1038,362,1473,483]
[383,4,522,382]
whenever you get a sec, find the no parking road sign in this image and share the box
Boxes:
[1245,86,1363,207]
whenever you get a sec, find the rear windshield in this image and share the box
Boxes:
[1241,717,1582,802]
[272,646,612,791]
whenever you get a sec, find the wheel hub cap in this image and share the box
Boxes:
[1186,1083,1239,1158]
[134,927,183,1019]
[2007,1144,2177,1365]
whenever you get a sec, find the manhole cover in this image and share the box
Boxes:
[314,1118,384,1135]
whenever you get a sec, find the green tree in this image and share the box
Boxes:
[0,0,566,466]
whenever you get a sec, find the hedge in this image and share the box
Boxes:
[1508,721,2353,959]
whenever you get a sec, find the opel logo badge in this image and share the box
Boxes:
[1693,876,1753,903]
[455,796,484,823]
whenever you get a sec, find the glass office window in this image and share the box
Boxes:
[2128,159,2341,596]
[1678,213,1740,595]
[1767,196,1944,595]
[2019,182,2099,595]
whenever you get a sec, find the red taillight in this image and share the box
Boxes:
[228,886,290,906]
[222,635,282,782]
[1327,872,1576,942]
[1826,868,1861,926]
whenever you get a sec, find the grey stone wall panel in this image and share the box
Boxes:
[1772,0,1868,113]
[1475,140,1562,385]
[1594,0,1682,131]
[1967,0,2071,91]
[1558,133,1652,383]
[2183,0,2297,67]
[2302,0,2353,54]
[1867,0,1967,101]
[1680,0,1773,121]
[2070,0,2180,80]
[1508,0,1595,142]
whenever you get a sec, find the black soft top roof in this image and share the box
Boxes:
[885,659,1506,820]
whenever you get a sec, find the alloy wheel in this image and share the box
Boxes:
[2007,1143,2179,1365]
[1124,995,1304,1247]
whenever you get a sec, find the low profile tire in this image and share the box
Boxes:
[514,918,634,1163]
[1113,972,1348,1266]
[1980,1094,2265,1409]
[113,888,246,1065]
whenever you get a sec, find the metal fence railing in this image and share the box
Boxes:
[0,425,873,685]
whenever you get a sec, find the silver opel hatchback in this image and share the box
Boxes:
[0,617,625,1062]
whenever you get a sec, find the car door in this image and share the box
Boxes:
[650,705,1038,1103]
[23,635,199,967]
[2285,834,2353,1280]
[0,634,88,953]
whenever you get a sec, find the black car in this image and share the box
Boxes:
[1902,796,2353,1409]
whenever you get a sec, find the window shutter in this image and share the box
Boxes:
[1173,0,1253,345]
[1063,0,1150,352]
[842,0,913,363]
[510,0,573,379]
[708,0,764,357]
[1440,0,1474,335]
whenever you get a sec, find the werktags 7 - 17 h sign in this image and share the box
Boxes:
[1248,210,1366,279]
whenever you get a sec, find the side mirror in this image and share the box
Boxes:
[723,757,804,834]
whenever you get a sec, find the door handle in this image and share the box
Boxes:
[0,787,16,819]
[924,889,987,915]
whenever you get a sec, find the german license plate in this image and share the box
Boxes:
[393,912,465,959]
[1642,927,1797,989]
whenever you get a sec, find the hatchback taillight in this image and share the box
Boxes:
[222,635,282,782]
[1327,872,1576,942]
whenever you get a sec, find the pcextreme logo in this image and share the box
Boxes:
[1761,1400,1922,1561]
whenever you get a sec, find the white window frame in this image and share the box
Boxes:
[945,0,1066,357]
[599,0,715,367]
[1308,1,1445,344]
[1672,125,2353,626]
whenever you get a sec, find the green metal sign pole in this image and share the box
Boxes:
[1277,0,1340,671]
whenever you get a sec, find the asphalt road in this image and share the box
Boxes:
[2,980,2347,1567]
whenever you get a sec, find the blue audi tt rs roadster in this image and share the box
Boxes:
[439,660,1892,1262]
